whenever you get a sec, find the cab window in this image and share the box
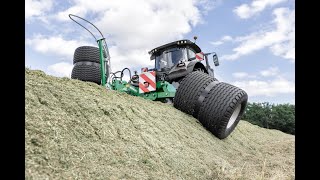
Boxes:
[187,48,196,60]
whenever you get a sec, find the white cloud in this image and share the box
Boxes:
[270,40,295,60]
[260,67,279,77]
[222,35,232,41]
[108,46,153,72]
[232,72,249,79]
[221,7,295,62]
[198,0,221,14]
[48,62,74,77]
[26,34,153,76]
[210,41,223,46]
[233,77,294,97]
[26,35,94,60]
[56,6,88,21]
[210,35,232,46]
[231,66,294,97]
[25,0,53,19]
[233,0,287,19]
[54,0,215,50]
[232,71,258,79]
[30,0,215,76]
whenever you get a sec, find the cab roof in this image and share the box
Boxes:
[148,39,202,58]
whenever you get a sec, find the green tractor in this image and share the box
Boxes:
[69,14,248,139]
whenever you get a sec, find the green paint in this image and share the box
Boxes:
[98,39,106,87]
[109,80,176,101]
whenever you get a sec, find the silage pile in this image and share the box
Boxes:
[25,69,295,180]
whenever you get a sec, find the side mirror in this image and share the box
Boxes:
[212,54,219,66]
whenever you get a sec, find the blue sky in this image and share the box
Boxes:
[25,0,295,104]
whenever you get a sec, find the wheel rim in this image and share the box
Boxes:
[226,104,242,129]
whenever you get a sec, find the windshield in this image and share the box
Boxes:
[155,48,187,70]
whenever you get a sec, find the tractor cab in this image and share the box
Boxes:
[148,39,219,82]
[149,40,202,70]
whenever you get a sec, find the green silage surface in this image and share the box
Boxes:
[25,69,294,180]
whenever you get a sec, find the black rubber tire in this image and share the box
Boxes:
[194,67,218,81]
[71,63,101,84]
[198,82,248,139]
[173,71,215,117]
[73,46,106,64]
[194,67,206,73]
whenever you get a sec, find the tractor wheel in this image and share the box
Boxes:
[73,46,106,64]
[194,68,218,81]
[194,68,206,73]
[71,62,101,84]
[198,82,248,139]
[173,71,215,116]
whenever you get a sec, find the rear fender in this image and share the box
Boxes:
[186,61,208,74]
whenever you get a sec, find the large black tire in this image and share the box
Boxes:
[173,71,215,117]
[198,82,248,139]
[71,62,101,84]
[194,67,218,81]
[73,46,106,64]
[173,71,247,139]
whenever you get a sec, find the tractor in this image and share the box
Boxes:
[69,14,248,139]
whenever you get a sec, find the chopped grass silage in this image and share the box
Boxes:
[25,69,294,180]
